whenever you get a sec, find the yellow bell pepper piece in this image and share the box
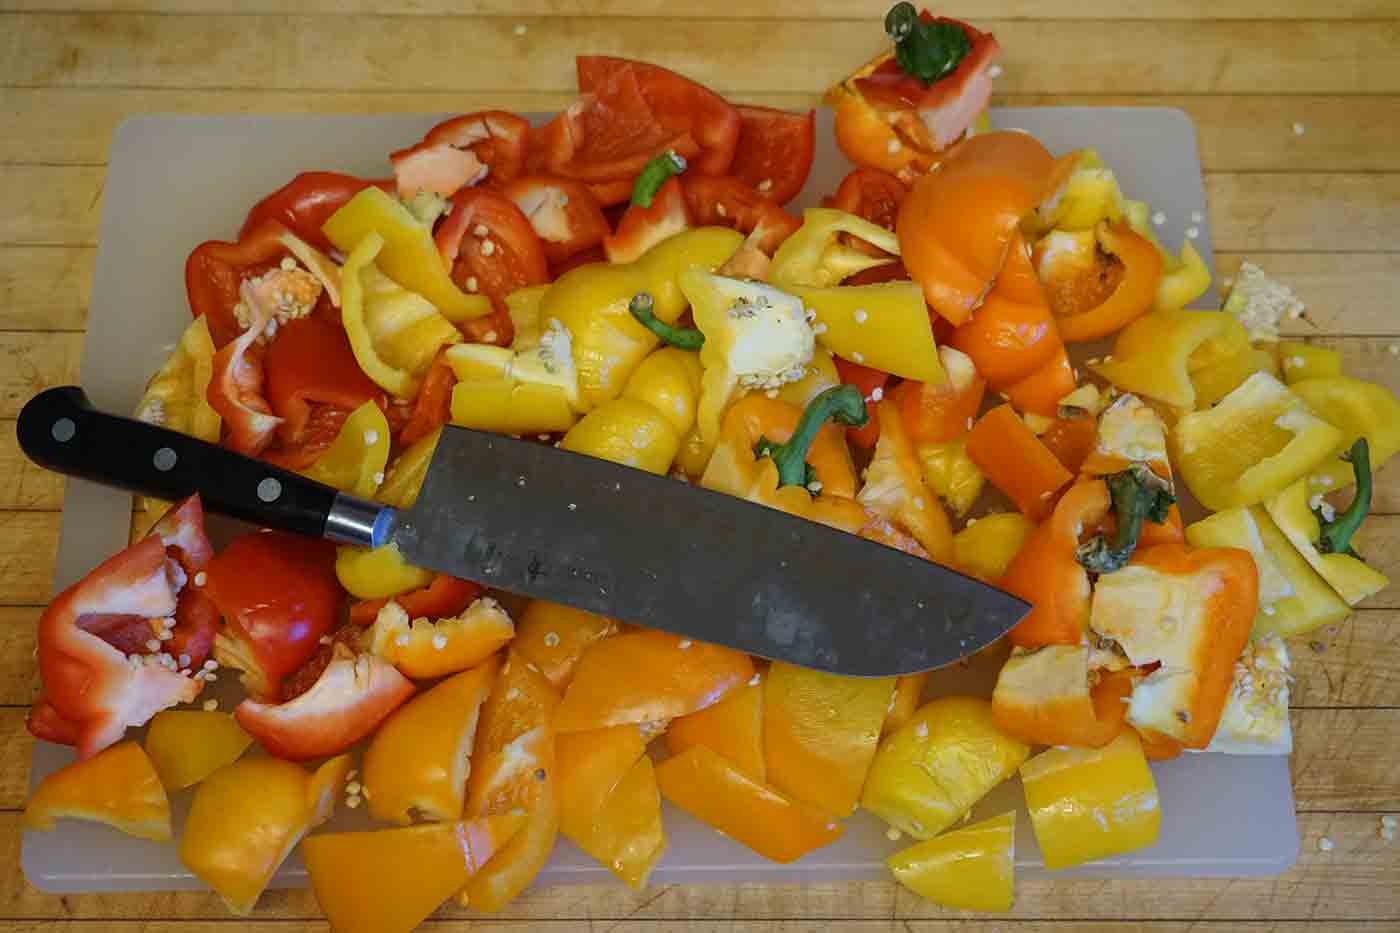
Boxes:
[953,512,1036,582]
[144,710,253,791]
[887,811,1016,912]
[860,696,1030,840]
[1038,147,1124,232]
[1170,372,1344,510]
[858,400,954,562]
[341,233,461,398]
[777,344,842,409]
[451,381,577,436]
[376,427,439,509]
[303,814,526,933]
[22,741,171,841]
[1122,198,1172,262]
[917,439,986,518]
[1154,239,1211,312]
[180,755,350,915]
[1279,341,1343,384]
[1020,730,1160,870]
[1192,346,1280,409]
[447,315,580,408]
[364,656,499,824]
[323,185,490,322]
[506,284,551,347]
[335,541,434,600]
[134,315,221,442]
[789,280,944,383]
[561,398,680,474]
[621,347,704,437]
[1291,376,1400,492]
[769,208,899,288]
[542,227,743,411]
[1092,308,1231,410]
[1265,478,1389,606]
[301,399,390,497]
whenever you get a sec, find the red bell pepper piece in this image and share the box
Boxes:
[389,140,487,201]
[829,167,909,234]
[728,105,816,207]
[603,176,693,265]
[680,175,802,255]
[348,573,484,628]
[240,172,391,254]
[205,276,283,456]
[423,110,532,185]
[205,531,342,701]
[263,315,384,453]
[396,350,457,448]
[235,643,415,761]
[499,175,611,267]
[833,356,891,450]
[186,221,292,349]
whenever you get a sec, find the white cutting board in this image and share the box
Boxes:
[25,107,1298,892]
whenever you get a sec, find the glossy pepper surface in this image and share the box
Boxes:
[887,811,1015,912]
[512,600,619,691]
[23,741,171,841]
[143,710,253,791]
[666,678,766,782]
[556,725,666,888]
[363,596,514,680]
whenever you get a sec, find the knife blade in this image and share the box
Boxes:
[19,386,1029,676]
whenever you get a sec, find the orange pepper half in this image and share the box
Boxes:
[966,404,1073,521]
[657,745,844,863]
[667,676,766,783]
[999,479,1111,649]
[23,741,171,841]
[554,629,754,733]
[556,724,666,888]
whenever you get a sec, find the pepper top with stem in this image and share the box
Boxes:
[755,385,868,488]
[1076,464,1175,574]
[631,151,688,208]
[1318,437,1371,558]
[629,292,706,351]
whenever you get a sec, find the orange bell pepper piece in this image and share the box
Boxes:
[666,676,766,782]
[556,725,666,888]
[1135,726,1186,761]
[1090,543,1258,749]
[179,755,351,915]
[894,345,986,444]
[362,595,514,680]
[303,813,526,933]
[363,655,499,824]
[512,599,619,691]
[858,400,955,562]
[1040,416,1098,474]
[657,745,845,863]
[763,661,895,817]
[144,710,253,791]
[1044,223,1164,343]
[1004,344,1078,418]
[460,650,561,911]
[897,132,1057,326]
[966,404,1073,521]
[992,646,1135,748]
[882,672,929,738]
[554,629,754,733]
[23,741,171,841]
[999,479,1111,648]
[946,232,1059,386]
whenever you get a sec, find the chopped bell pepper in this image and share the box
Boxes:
[1170,371,1344,511]
[376,426,439,509]
[992,644,1135,748]
[235,644,416,761]
[667,677,766,782]
[1091,308,1231,410]
[512,600,619,691]
[1073,464,1175,575]
[364,655,499,824]
[555,725,666,888]
[348,572,482,628]
[857,400,954,562]
[916,438,986,517]
[657,745,844,863]
[1020,729,1160,870]
[1036,222,1163,343]
[896,345,985,444]
[1205,634,1293,755]
[1038,415,1098,475]
[1265,453,1388,606]
[335,541,434,601]
[861,696,1030,840]
[1089,543,1258,748]
[768,208,900,289]
[1000,479,1111,648]
[560,398,681,475]
[831,355,889,449]
[966,403,1073,521]
[1279,341,1343,384]
[23,741,171,841]
[450,379,577,436]
[134,315,221,442]
[764,662,895,817]
[622,346,705,436]
[776,344,842,411]
[1290,376,1400,493]
[883,672,929,738]
[944,231,1058,384]
[143,710,252,791]
[1154,239,1212,312]
[887,811,1015,912]
[1035,147,1124,232]
[303,814,526,933]
[460,650,561,911]
[605,174,693,264]
[298,399,390,497]
[206,277,283,455]
[790,279,944,383]
[954,512,1035,582]
[1192,344,1281,409]
[323,185,489,322]
[364,596,514,680]
[179,755,351,915]
[554,630,754,733]
[1186,505,1349,639]
[341,233,464,399]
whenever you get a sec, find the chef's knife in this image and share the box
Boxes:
[18,386,1028,676]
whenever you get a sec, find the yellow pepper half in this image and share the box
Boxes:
[1020,730,1160,870]
[23,741,171,841]
[887,811,1016,912]
[861,696,1030,840]
[144,710,253,792]
[323,185,490,322]
[1279,341,1343,384]
[917,439,986,518]
[1265,478,1389,606]
[1170,371,1344,510]
[341,233,463,398]
[302,399,390,497]
[769,208,899,289]
[134,315,221,442]
[1290,376,1400,492]
[789,280,944,383]
[1091,308,1231,410]
[335,541,435,600]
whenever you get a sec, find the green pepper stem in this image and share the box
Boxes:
[756,385,868,489]
[1318,437,1371,557]
[628,293,705,351]
[630,150,687,209]
[884,1,972,87]
[1075,465,1176,574]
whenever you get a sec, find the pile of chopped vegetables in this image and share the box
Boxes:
[23,4,1399,927]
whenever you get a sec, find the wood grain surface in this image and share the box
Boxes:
[0,1,1396,929]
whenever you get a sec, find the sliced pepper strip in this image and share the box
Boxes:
[1092,308,1231,410]
[966,403,1073,521]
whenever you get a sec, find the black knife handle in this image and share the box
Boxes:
[17,385,388,545]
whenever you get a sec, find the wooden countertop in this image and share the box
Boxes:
[1,1,1397,929]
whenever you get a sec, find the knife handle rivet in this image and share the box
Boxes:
[152,447,177,472]
[51,418,76,443]
[257,477,283,503]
